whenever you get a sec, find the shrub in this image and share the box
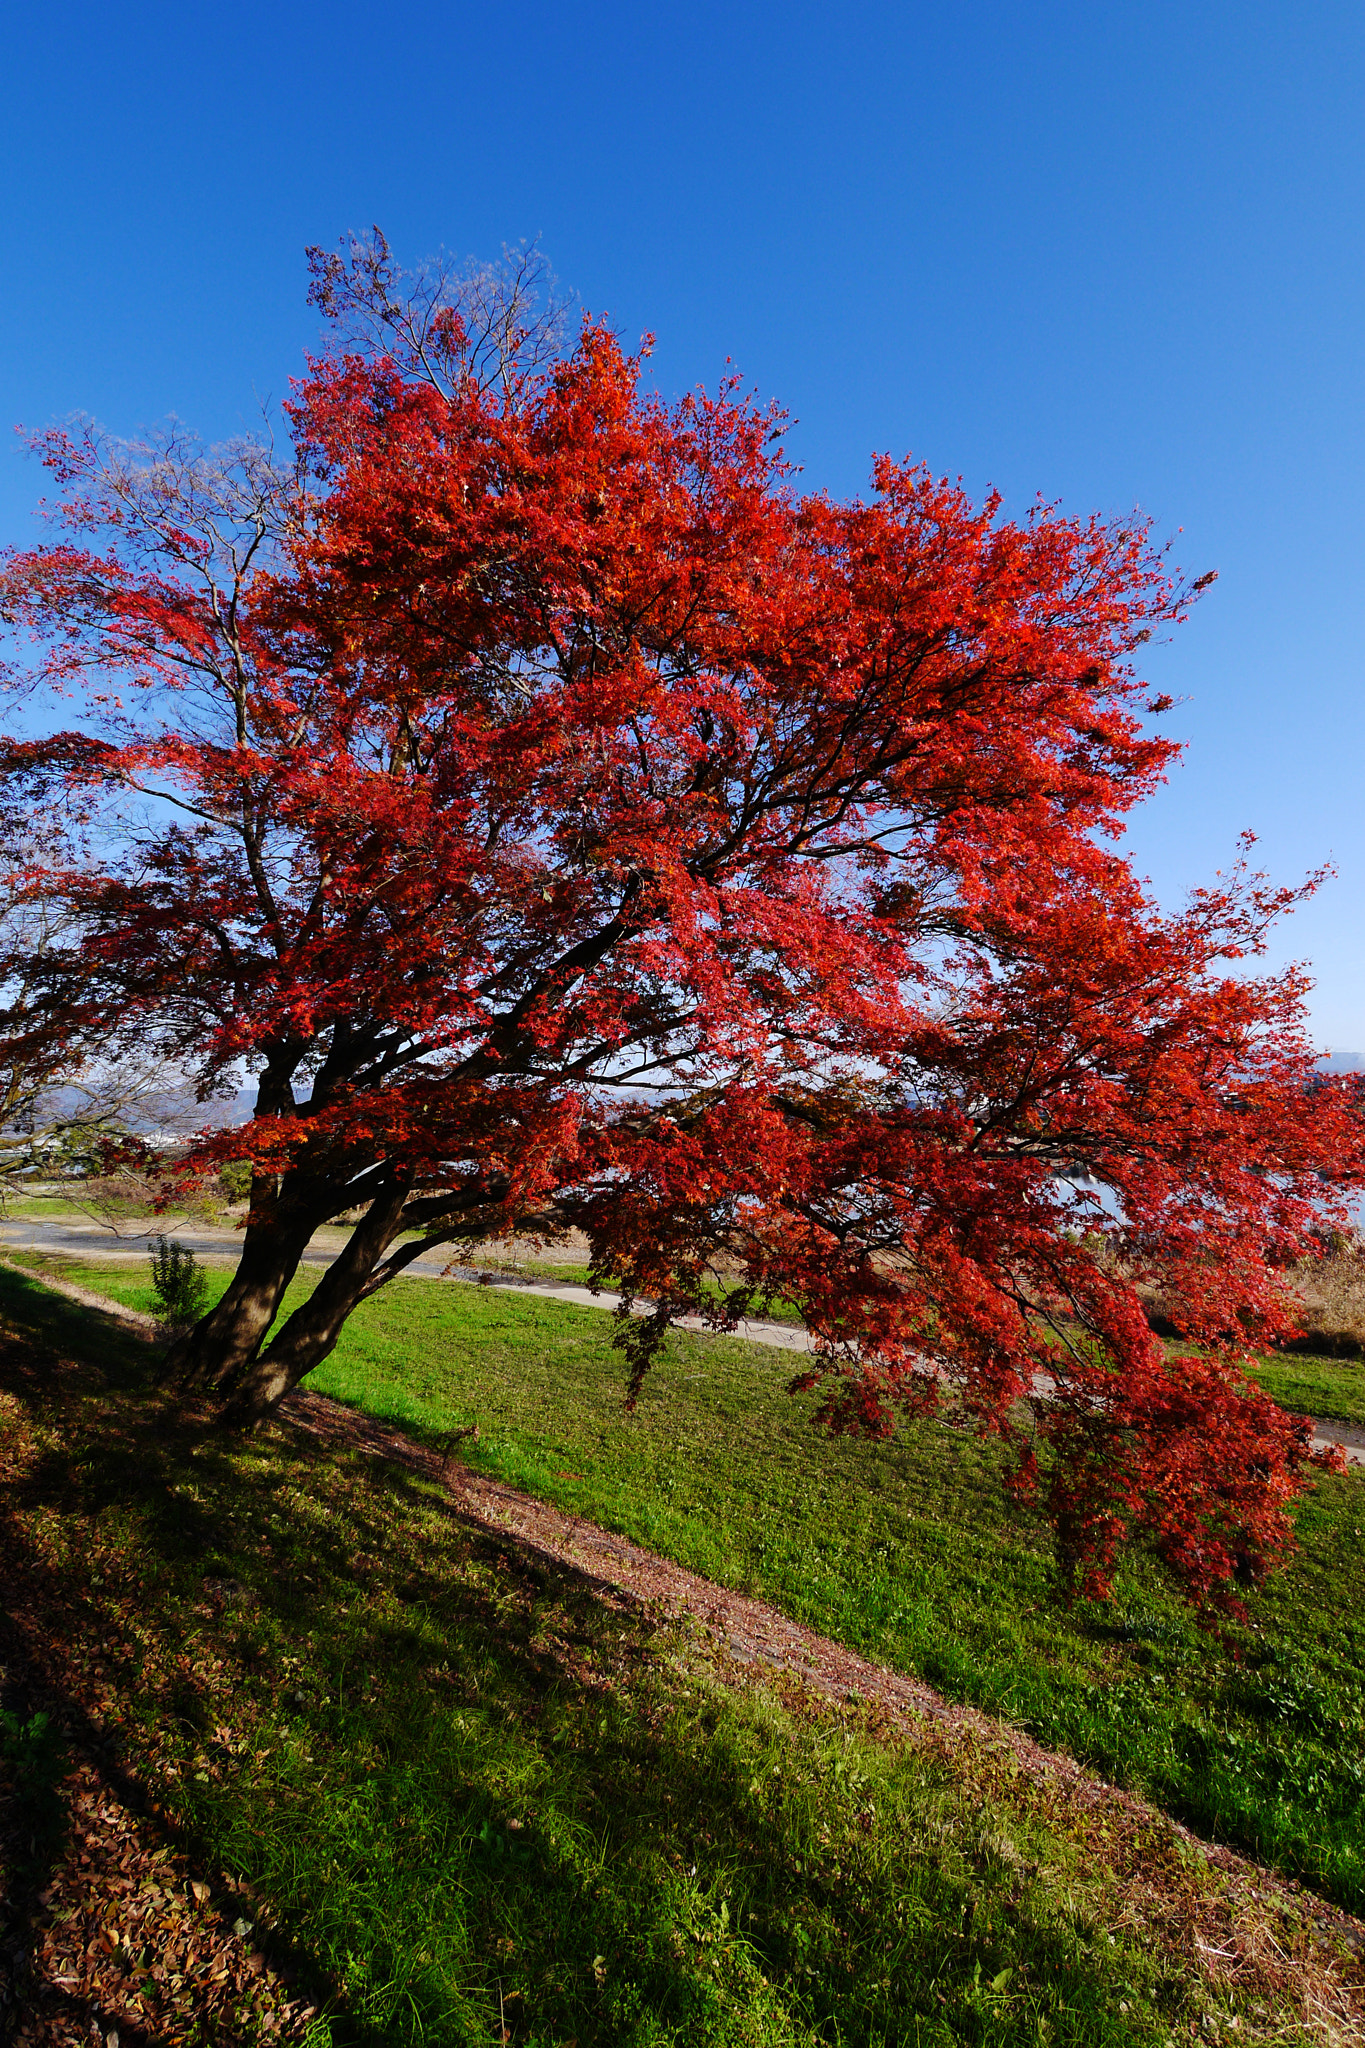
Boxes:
[216,1159,253,1204]
[149,1235,208,1334]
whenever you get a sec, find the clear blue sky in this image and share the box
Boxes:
[4,0,1362,1055]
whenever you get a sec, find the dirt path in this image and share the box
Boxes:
[5,1258,1365,2040]
[282,1384,1365,2036]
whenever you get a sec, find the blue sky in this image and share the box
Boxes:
[4,0,1362,1054]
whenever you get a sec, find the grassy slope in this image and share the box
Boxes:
[14,1248,1365,1921]
[8,1268,1345,2047]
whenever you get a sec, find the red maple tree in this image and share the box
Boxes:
[3,234,1358,1610]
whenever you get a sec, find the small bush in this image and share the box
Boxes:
[149,1234,208,1333]
[217,1159,253,1204]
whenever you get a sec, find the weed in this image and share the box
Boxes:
[149,1233,209,1334]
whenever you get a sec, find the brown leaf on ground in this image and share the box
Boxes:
[0,1379,323,2045]
[2,1290,1364,2046]
[0,1732,320,2044]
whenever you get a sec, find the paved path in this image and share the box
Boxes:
[0,1214,814,1350]
[3,1213,1360,1466]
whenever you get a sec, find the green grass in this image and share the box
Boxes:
[0,1194,123,1217]
[4,1267,1319,2048]
[1246,1351,1365,1425]
[480,1263,810,1327]
[413,1263,1365,1409]
[14,1246,1365,1923]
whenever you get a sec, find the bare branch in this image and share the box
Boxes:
[305,227,575,401]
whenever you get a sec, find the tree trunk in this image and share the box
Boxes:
[216,1175,412,1425]
[166,1208,317,1392]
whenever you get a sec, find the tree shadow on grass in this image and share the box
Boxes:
[0,1611,325,2048]
[1,1668,76,2040]
[0,1262,1226,2047]
[0,1268,369,2043]
[0,1256,153,1382]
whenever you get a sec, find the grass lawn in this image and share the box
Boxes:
[11,1247,1365,1924]
[2,1265,1360,2046]
[1245,1351,1365,1425]
[0,1196,89,1216]
[459,1260,811,1327]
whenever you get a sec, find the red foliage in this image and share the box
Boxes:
[2,237,1359,1610]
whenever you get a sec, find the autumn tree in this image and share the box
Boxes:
[3,231,1358,1610]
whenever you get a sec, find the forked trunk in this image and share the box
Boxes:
[166,1208,317,1392]
[216,1176,412,1426]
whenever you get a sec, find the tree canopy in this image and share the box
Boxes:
[3,232,1358,1611]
